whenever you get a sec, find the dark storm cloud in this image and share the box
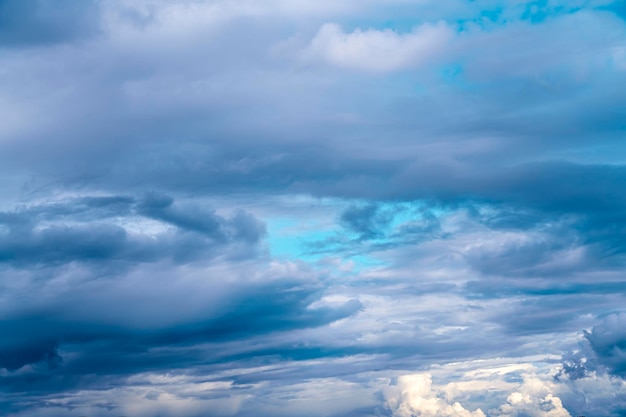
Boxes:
[556,314,626,417]
[0,273,361,378]
[340,204,395,240]
[413,162,626,272]
[0,0,100,48]
[0,194,266,266]
[137,192,265,242]
[0,222,129,264]
[0,341,61,372]
[146,285,361,347]
[584,313,626,378]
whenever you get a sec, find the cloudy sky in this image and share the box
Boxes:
[1,0,626,416]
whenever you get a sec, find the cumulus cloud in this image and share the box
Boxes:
[302,21,454,72]
[493,378,571,417]
[385,374,486,417]
[557,368,626,417]
[583,313,626,377]
[384,364,576,417]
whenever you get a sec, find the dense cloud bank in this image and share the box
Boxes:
[1,0,625,416]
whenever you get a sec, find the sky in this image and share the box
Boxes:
[1,0,626,416]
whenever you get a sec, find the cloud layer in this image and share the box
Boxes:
[1,0,626,416]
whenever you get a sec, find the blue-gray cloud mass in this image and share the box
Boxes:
[1,1,626,416]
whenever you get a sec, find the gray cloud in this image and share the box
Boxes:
[0,0,101,48]
[0,194,266,267]
[1,1,625,416]
[584,313,626,378]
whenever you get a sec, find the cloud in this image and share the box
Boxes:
[302,21,454,72]
[385,373,486,417]
[0,258,361,381]
[1,0,626,416]
[493,379,571,417]
[382,363,577,417]
[584,313,626,378]
[0,194,266,267]
[0,0,101,48]
[137,192,265,242]
[557,370,626,417]
[339,203,392,239]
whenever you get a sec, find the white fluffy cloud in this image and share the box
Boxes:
[494,377,571,417]
[385,373,486,417]
[384,361,573,417]
[303,22,454,72]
